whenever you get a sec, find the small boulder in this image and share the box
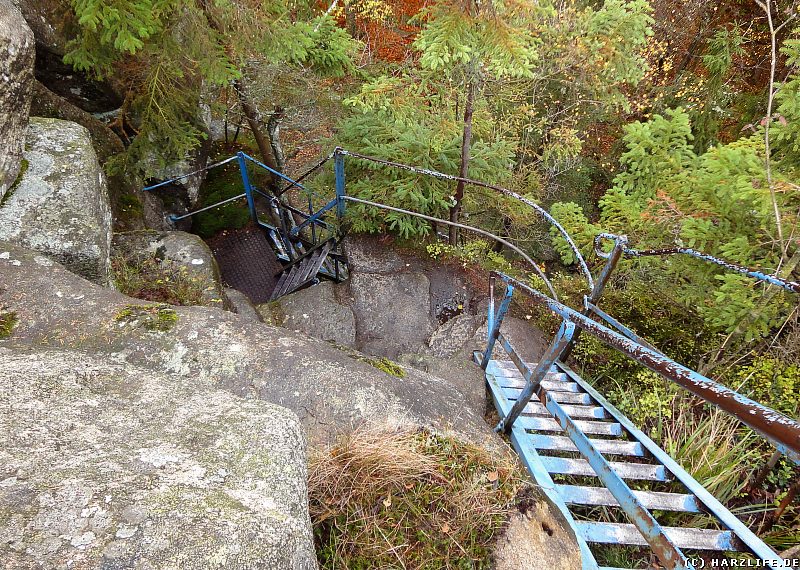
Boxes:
[0,118,112,284]
[112,230,226,307]
[0,0,35,202]
[225,287,263,322]
[493,493,582,570]
[0,348,317,569]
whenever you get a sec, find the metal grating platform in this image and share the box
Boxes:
[206,225,283,304]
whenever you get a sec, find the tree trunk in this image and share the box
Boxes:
[234,79,280,193]
[449,75,476,245]
[267,105,286,173]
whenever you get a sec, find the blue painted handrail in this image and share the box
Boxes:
[595,232,800,293]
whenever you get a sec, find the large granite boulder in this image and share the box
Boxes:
[0,348,317,569]
[0,241,500,450]
[263,235,550,416]
[0,118,112,284]
[0,0,35,202]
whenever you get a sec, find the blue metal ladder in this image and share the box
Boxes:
[479,355,778,568]
[474,266,800,570]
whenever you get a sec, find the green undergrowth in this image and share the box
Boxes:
[308,426,526,570]
[192,144,272,239]
[0,310,19,339]
[112,253,220,307]
[114,304,178,332]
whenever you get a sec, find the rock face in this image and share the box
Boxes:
[263,234,549,416]
[0,241,500,449]
[260,281,355,345]
[0,0,35,202]
[0,348,317,569]
[0,118,112,284]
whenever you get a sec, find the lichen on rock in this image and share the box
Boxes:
[0,118,113,284]
[0,349,317,569]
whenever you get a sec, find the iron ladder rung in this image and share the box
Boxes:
[530,435,644,457]
[577,522,744,551]
[504,391,606,419]
[556,484,701,512]
[516,414,623,436]
[539,456,668,481]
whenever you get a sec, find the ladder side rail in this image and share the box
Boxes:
[496,321,576,434]
[486,370,602,570]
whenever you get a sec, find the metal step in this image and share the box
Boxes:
[539,456,668,481]
[577,522,742,551]
[556,485,700,512]
[504,393,606,419]
[530,435,644,457]
[517,415,623,436]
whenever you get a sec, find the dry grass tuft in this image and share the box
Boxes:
[308,424,526,569]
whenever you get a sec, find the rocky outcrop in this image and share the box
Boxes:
[0,118,112,284]
[0,0,35,202]
[263,235,549,416]
[260,281,356,345]
[0,348,317,569]
[0,241,500,449]
[30,80,151,231]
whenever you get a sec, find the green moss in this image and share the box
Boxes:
[192,160,253,239]
[118,192,144,216]
[363,356,405,378]
[0,311,19,339]
[1,159,28,207]
[259,301,286,326]
[114,304,178,332]
[326,342,407,378]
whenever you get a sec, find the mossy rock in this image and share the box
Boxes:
[114,304,178,332]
